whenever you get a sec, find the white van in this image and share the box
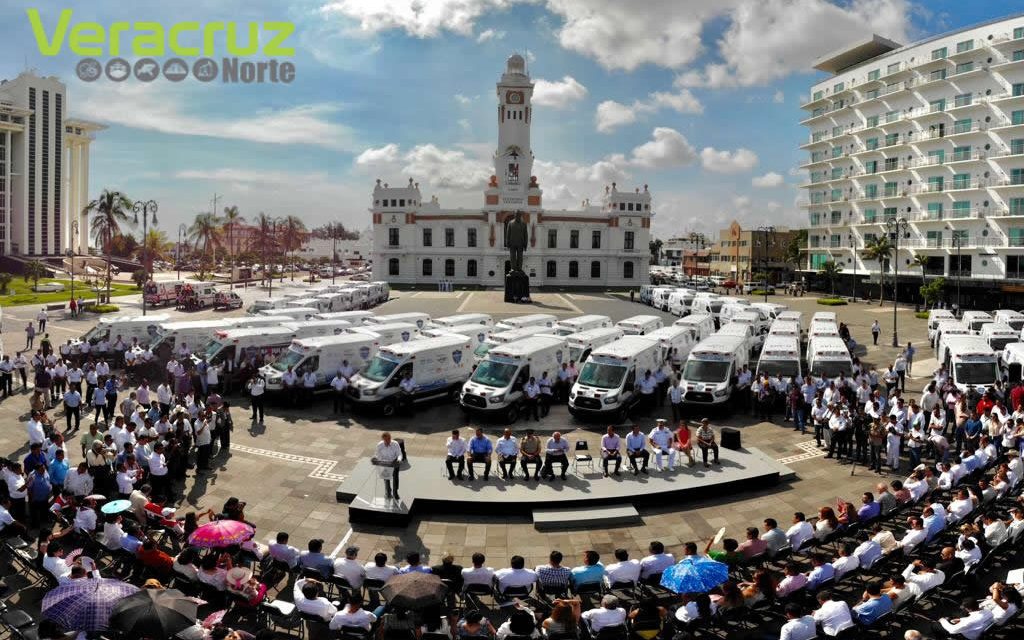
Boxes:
[750,302,788,320]
[667,290,695,317]
[935,321,972,362]
[152,319,289,360]
[756,336,803,382]
[644,325,696,367]
[729,311,769,349]
[995,309,1024,331]
[617,315,664,336]
[262,333,379,392]
[679,334,750,405]
[927,310,957,345]
[460,335,568,422]
[639,284,656,305]
[806,336,854,379]
[689,294,718,318]
[365,281,390,305]
[364,312,430,330]
[651,287,677,312]
[1001,342,1024,383]
[429,314,493,329]
[718,303,750,327]
[472,325,553,363]
[79,314,170,349]
[493,313,558,332]
[673,314,715,342]
[420,324,493,345]
[811,311,838,324]
[568,336,662,421]
[286,297,330,313]
[314,292,350,313]
[943,336,999,392]
[962,311,994,334]
[202,326,299,369]
[260,307,319,321]
[551,315,613,336]
[565,327,624,364]
[350,335,475,415]
[279,319,353,339]
[808,320,840,341]
[314,310,376,324]
[980,323,1019,352]
[775,310,804,327]
[717,322,758,357]
[348,322,419,346]
[768,320,801,339]
[247,296,304,315]
[143,280,186,307]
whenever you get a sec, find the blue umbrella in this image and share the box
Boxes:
[42,578,140,632]
[659,557,729,594]
[101,499,131,514]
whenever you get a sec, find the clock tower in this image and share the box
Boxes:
[494,54,534,204]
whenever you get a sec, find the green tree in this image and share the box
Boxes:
[22,260,48,289]
[920,277,946,308]
[253,212,280,286]
[131,269,148,289]
[194,254,215,281]
[85,188,133,303]
[649,238,663,265]
[133,229,172,273]
[281,215,307,280]
[221,205,246,268]
[861,237,894,306]
[0,272,12,295]
[910,254,929,303]
[189,212,222,260]
[818,260,843,296]
[784,229,808,265]
[106,232,139,258]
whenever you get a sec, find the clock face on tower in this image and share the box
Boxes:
[506,90,523,104]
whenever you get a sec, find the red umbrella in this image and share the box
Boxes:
[187,520,254,548]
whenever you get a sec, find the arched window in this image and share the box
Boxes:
[444,259,455,277]
[623,261,634,279]
[388,258,399,276]
[467,260,478,277]
[422,259,433,277]
[546,260,557,278]
[569,261,579,278]
[591,261,601,278]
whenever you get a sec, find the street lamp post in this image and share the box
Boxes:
[331,223,338,286]
[687,232,706,282]
[951,234,963,315]
[848,233,857,303]
[177,223,187,281]
[68,219,79,306]
[132,199,159,316]
[885,217,910,347]
[757,225,776,303]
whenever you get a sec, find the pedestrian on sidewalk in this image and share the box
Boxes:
[870,320,880,346]
[904,342,915,377]
[24,322,35,350]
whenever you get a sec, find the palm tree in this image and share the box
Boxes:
[23,259,48,289]
[221,205,245,267]
[862,237,894,306]
[133,229,173,273]
[189,212,222,261]
[649,239,664,265]
[85,189,133,302]
[280,215,307,279]
[818,260,843,296]
[253,212,279,285]
[911,254,929,303]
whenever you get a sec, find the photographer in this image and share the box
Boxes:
[247,374,265,425]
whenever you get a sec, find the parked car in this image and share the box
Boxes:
[722,280,738,289]
[742,282,776,294]
[214,291,244,310]
[349,273,370,281]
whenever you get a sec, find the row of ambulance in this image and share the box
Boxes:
[142,279,390,314]
[925,309,1021,391]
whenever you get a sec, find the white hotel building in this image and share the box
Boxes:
[0,71,101,257]
[370,55,652,288]
[800,15,1024,305]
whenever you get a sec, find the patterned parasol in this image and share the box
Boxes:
[42,578,141,632]
[187,520,255,548]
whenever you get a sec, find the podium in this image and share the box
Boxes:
[504,270,531,303]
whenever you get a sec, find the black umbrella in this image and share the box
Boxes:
[109,589,198,639]
[380,572,447,610]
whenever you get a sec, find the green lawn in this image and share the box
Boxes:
[0,279,139,307]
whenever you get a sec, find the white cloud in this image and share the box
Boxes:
[595,89,702,133]
[628,127,697,169]
[355,143,401,166]
[318,0,512,38]
[454,94,476,105]
[74,82,353,150]
[676,0,911,87]
[773,90,785,104]
[752,171,784,188]
[532,76,589,109]
[354,142,491,191]
[733,195,751,211]
[476,28,506,42]
[700,147,759,173]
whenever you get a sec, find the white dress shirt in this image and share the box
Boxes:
[778,615,817,640]
[604,559,641,585]
[939,609,994,640]
[293,578,338,621]
[495,436,519,457]
[364,563,399,582]
[786,521,814,550]
[812,600,854,636]
[333,557,366,589]
[639,553,674,579]
[446,437,467,457]
[901,564,944,595]
[583,607,627,631]
[461,566,495,586]
[494,567,537,591]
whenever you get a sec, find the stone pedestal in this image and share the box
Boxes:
[504,270,531,303]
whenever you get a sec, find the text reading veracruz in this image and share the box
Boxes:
[27,9,295,57]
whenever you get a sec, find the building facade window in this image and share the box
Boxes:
[467,259,477,277]
[624,261,634,279]
[591,261,601,278]
[445,259,455,277]
[467,228,477,247]
[422,259,433,276]
[547,229,557,249]
[546,260,556,278]
[422,228,432,247]
[388,258,399,276]
[388,228,400,247]
[570,230,579,249]
[624,231,634,251]
[569,261,578,278]
[445,228,455,247]
[592,230,601,249]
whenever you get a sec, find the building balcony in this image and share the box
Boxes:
[948,63,989,80]
[989,32,1024,51]
[903,236,1005,249]
[948,40,980,59]
[801,92,831,111]
[990,92,1024,107]
[799,136,832,149]
[947,151,988,164]
[990,56,1024,71]
[799,156,833,169]
[991,145,1024,160]
[882,62,915,82]
[989,177,1024,189]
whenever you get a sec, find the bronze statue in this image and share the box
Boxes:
[507,211,528,272]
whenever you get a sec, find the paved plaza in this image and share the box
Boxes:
[0,284,933,569]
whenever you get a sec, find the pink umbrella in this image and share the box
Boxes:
[187,520,254,548]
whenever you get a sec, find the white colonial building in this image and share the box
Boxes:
[370,55,652,288]
[0,71,102,257]
[800,14,1024,304]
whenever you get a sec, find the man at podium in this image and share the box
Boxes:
[374,432,403,500]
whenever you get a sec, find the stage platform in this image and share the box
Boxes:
[336,448,796,528]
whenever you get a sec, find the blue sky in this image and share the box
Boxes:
[0,0,1019,240]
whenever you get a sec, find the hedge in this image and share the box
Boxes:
[84,303,120,313]
[751,289,772,296]
[817,297,848,306]
[914,311,929,319]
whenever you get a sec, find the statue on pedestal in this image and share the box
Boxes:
[507,211,528,273]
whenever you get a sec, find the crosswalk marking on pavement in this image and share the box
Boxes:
[775,440,826,465]
[232,444,347,482]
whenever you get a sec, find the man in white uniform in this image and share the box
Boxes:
[375,432,402,500]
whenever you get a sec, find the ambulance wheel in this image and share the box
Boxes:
[616,406,629,423]
[448,387,461,403]
[382,402,397,417]
[505,405,520,423]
